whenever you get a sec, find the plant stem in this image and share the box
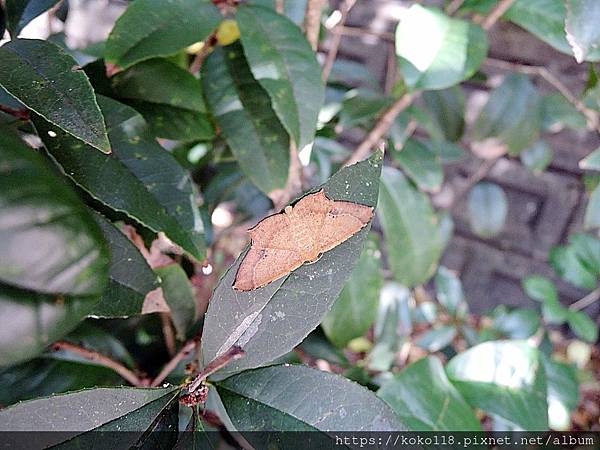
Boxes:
[478,0,516,31]
[52,340,144,386]
[160,312,177,357]
[0,104,30,121]
[151,336,200,387]
[187,346,245,393]
[304,0,327,50]
[570,288,600,311]
[321,0,357,82]
[449,157,501,209]
[446,0,465,15]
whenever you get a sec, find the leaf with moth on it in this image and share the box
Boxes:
[201,152,383,377]
[234,190,373,291]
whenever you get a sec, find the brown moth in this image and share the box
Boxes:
[233,190,374,291]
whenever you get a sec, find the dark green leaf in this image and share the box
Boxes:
[0,284,99,366]
[550,246,597,290]
[567,310,598,343]
[338,89,392,129]
[435,266,467,317]
[584,184,600,229]
[217,364,406,436]
[505,0,600,61]
[520,141,553,174]
[415,325,457,352]
[298,329,349,366]
[468,182,508,238]
[201,152,382,377]
[422,86,466,141]
[523,275,558,303]
[5,0,60,36]
[237,4,324,149]
[570,233,600,275]
[393,138,443,192]
[542,356,579,430]
[565,0,600,63]
[90,215,159,318]
[155,264,196,340]
[203,43,290,194]
[472,74,541,156]
[378,356,481,431]
[493,308,540,339]
[104,0,221,70]
[33,96,206,261]
[378,167,442,287]
[580,147,600,170]
[541,94,587,131]
[0,124,109,296]
[395,5,488,90]
[322,235,383,348]
[0,39,110,153]
[446,340,548,431]
[111,58,214,141]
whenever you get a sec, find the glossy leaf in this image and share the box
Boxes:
[203,43,290,194]
[567,310,598,343]
[237,4,324,149]
[415,325,457,352]
[339,89,392,129]
[200,152,382,377]
[541,94,587,131]
[468,182,508,238]
[472,74,542,156]
[435,266,467,317]
[111,58,214,141]
[89,215,159,318]
[322,235,384,348]
[550,246,597,290]
[378,356,481,431]
[0,124,109,296]
[217,365,406,437]
[570,233,600,275]
[0,39,110,153]
[5,0,60,36]
[422,86,466,142]
[543,356,579,430]
[155,264,196,340]
[395,5,488,90]
[505,0,600,61]
[378,167,442,287]
[565,0,600,63]
[446,341,548,431]
[520,141,553,174]
[105,0,221,70]
[0,284,99,367]
[523,275,558,303]
[34,96,206,261]
[493,308,540,339]
[393,138,443,192]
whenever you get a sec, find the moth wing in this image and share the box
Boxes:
[317,200,373,253]
[234,247,304,291]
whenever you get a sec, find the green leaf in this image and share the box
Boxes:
[415,325,457,352]
[202,43,290,194]
[378,356,481,431]
[0,125,109,296]
[0,284,99,367]
[580,147,600,170]
[542,298,569,325]
[505,0,600,61]
[570,233,600,275]
[298,329,349,367]
[200,152,382,377]
[378,166,442,287]
[395,5,488,90]
[472,74,542,156]
[0,39,110,153]
[89,215,159,318]
[322,235,384,348]
[393,139,443,192]
[493,308,540,339]
[104,0,221,70]
[467,182,508,238]
[111,58,214,142]
[541,94,587,131]
[523,275,558,302]
[5,0,60,36]
[237,4,324,149]
[543,356,579,430]
[584,184,600,229]
[567,310,598,343]
[435,266,467,317]
[520,141,553,174]
[0,386,178,446]
[155,264,196,340]
[565,0,600,63]
[33,96,206,261]
[446,340,548,431]
[216,364,406,437]
[422,86,466,141]
[550,246,597,290]
[338,89,392,129]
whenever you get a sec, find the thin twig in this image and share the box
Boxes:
[160,312,177,357]
[321,0,357,82]
[484,58,600,131]
[446,0,465,15]
[570,288,600,311]
[189,35,216,75]
[345,92,416,165]
[304,0,327,50]
[187,346,245,393]
[0,104,30,121]
[339,25,394,42]
[52,340,144,386]
[449,157,501,209]
[478,0,516,31]
[151,336,200,387]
